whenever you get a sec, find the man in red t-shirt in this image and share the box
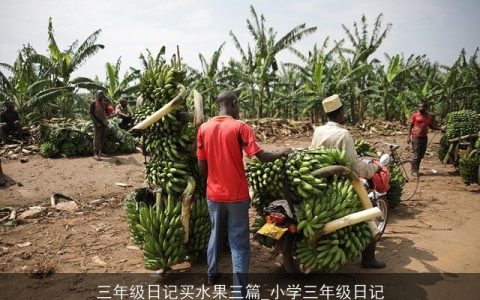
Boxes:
[407,102,444,176]
[197,91,291,294]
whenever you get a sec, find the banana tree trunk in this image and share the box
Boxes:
[250,82,255,118]
[383,91,388,121]
[259,85,264,118]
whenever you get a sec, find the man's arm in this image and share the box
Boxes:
[343,131,379,178]
[198,159,208,179]
[407,123,412,144]
[429,114,445,131]
[255,149,291,162]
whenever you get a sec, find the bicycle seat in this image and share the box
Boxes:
[383,142,400,151]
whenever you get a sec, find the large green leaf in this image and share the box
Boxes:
[386,54,401,83]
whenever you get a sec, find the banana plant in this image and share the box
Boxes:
[230,5,317,117]
[341,14,392,122]
[193,43,226,116]
[27,17,104,119]
[72,57,140,103]
[0,44,71,123]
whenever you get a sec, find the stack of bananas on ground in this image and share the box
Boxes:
[354,139,405,208]
[459,150,480,185]
[247,147,375,272]
[39,120,136,157]
[124,59,210,271]
[445,110,479,139]
[439,110,479,161]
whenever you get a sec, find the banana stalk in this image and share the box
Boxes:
[181,176,196,243]
[132,85,186,131]
[193,89,204,129]
[312,207,382,240]
[311,166,372,210]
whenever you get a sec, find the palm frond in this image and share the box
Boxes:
[273,24,317,54]
[71,44,104,72]
[47,17,61,61]
[229,31,247,61]
[341,24,357,47]
[27,79,52,93]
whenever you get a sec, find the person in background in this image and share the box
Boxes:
[116,98,134,130]
[197,91,291,298]
[0,101,22,145]
[89,91,109,160]
[407,102,445,176]
[311,94,386,269]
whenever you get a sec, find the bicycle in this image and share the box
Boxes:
[378,142,420,201]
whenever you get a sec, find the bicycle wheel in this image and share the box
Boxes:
[397,160,420,201]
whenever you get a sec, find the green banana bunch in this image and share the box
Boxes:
[246,157,287,201]
[438,110,479,162]
[129,58,212,271]
[354,140,378,157]
[387,165,405,208]
[186,196,211,259]
[296,176,361,238]
[136,193,186,270]
[139,64,185,108]
[459,151,480,185]
[295,222,372,272]
[286,148,349,202]
[445,110,479,139]
[39,120,135,157]
[124,188,149,245]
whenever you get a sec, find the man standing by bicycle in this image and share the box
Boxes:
[407,102,445,176]
[311,94,386,268]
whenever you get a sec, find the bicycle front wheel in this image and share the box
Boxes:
[397,160,420,201]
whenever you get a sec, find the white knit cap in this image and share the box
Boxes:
[322,94,343,113]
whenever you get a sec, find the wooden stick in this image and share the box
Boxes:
[443,142,456,164]
[448,133,478,143]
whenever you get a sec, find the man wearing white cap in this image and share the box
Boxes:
[311,94,386,268]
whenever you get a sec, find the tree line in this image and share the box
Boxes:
[1,6,479,125]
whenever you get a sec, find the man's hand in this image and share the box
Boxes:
[278,148,293,157]
[440,125,447,133]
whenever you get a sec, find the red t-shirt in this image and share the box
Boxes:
[409,112,432,138]
[196,116,262,202]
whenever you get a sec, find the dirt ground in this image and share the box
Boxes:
[1,129,479,299]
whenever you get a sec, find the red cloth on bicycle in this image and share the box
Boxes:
[371,160,390,193]
[197,116,262,202]
[409,112,432,138]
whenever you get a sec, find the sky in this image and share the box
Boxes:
[1,0,479,80]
